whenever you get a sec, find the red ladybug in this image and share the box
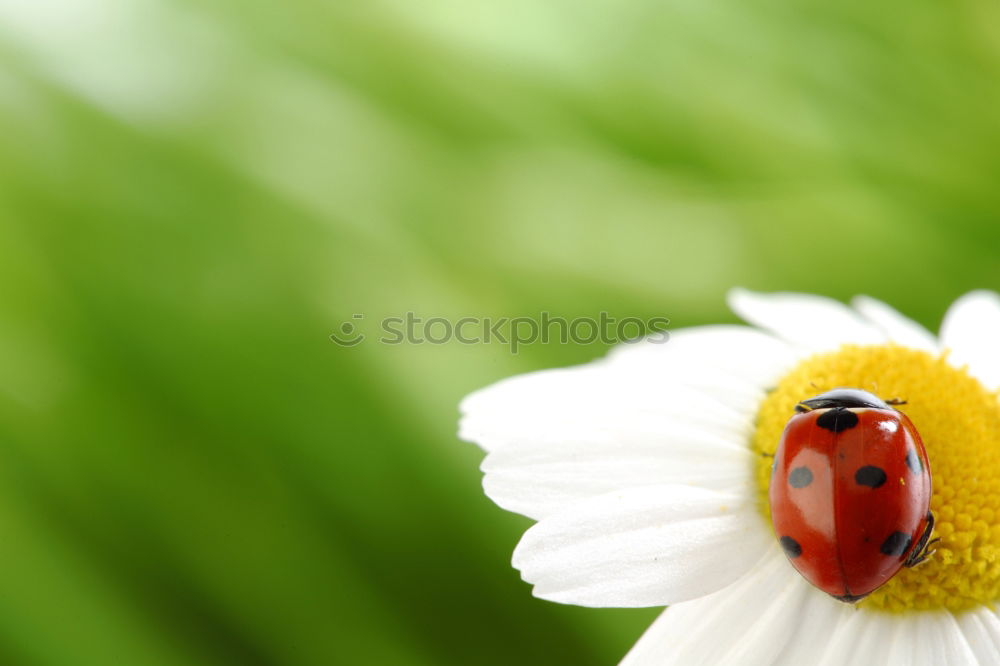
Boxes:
[768,388,936,602]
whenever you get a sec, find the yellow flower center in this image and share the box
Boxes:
[753,344,1000,612]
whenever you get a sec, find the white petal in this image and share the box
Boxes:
[512,485,768,608]
[729,288,885,352]
[940,290,1000,390]
[811,609,900,666]
[907,611,979,665]
[460,362,757,455]
[623,554,988,666]
[956,606,1000,664]
[609,325,799,387]
[472,327,776,518]
[460,325,790,456]
[771,592,855,665]
[483,424,752,520]
[461,326,793,518]
[471,367,759,519]
[621,549,836,665]
[819,610,979,666]
[808,610,972,666]
[852,295,939,352]
[781,601,980,666]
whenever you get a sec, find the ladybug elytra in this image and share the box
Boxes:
[768,388,936,603]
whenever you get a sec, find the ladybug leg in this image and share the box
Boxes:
[760,451,774,458]
[904,512,939,568]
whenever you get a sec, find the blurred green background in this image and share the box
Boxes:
[1,0,1000,664]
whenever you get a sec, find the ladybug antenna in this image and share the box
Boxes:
[886,397,908,406]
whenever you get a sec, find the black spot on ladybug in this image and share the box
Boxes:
[906,449,923,474]
[855,466,887,488]
[780,536,802,558]
[881,531,912,558]
[816,407,859,432]
[788,466,813,488]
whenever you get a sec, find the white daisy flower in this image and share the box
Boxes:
[459,289,1000,665]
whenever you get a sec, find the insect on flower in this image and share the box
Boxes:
[769,388,936,603]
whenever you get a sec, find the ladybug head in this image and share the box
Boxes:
[794,388,891,413]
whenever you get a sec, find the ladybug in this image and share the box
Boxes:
[768,388,936,602]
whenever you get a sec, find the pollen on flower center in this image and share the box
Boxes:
[752,344,1000,612]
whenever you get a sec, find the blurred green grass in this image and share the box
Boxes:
[1,0,1000,664]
